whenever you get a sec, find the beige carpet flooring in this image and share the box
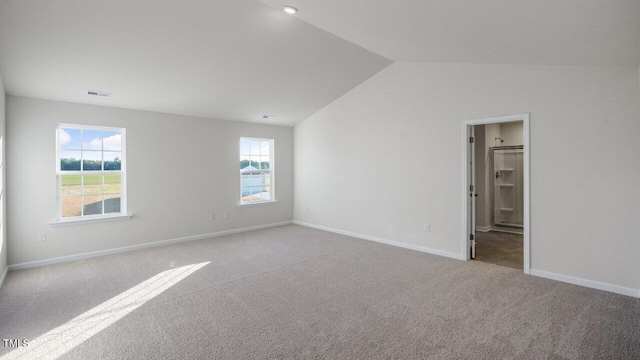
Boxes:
[0,225,638,359]
[475,230,524,269]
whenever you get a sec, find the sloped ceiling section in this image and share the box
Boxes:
[258,0,640,66]
[0,0,391,126]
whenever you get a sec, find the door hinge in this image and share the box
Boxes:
[470,234,475,241]
[470,185,474,192]
[469,136,474,143]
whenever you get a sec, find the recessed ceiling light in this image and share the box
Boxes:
[282,5,298,14]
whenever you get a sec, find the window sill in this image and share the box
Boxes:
[50,214,134,227]
[237,200,279,208]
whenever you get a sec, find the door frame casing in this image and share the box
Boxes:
[461,113,530,274]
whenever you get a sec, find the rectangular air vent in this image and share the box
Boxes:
[86,90,111,98]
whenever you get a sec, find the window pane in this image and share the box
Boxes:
[104,152,122,170]
[83,195,103,215]
[260,156,270,170]
[240,157,251,170]
[242,187,261,202]
[104,174,121,194]
[83,175,103,196]
[60,128,81,150]
[244,175,254,195]
[102,131,122,151]
[261,141,271,156]
[60,150,81,171]
[261,188,271,200]
[104,173,121,214]
[240,140,250,156]
[61,196,82,218]
[250,141,261,156]
[104,196,121,214]
[253,173,263,187]
[263,171,271,188]
[241,174,250,195]
[83,150,102,171]
[61,175,81,196]
[240,138,273,204]
[251,155,261,169]
[82,130,103,150]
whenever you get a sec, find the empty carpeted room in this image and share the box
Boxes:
[0,0,639,359]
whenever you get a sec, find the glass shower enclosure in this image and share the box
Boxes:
[490,146,524,232]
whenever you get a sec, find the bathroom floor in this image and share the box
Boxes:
[475,230,523,269]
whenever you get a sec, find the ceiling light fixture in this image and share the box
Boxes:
[282,5,298,14]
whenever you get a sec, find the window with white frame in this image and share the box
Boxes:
[56,124,126,219]
[239,137,274,204]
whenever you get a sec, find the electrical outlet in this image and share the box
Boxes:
[224,211,229,219]
[424,224,431,232]
[209,213,215,221]
[38,232,46,242]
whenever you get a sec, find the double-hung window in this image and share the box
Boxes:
[56,124,126,220]
[239,137,274,205]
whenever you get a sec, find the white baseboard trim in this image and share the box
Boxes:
[475,225,491,232]
[0,266,8,290]
[530,269,639,299]
[489,227,523,235]
[8,221,293,271]
[293,221,464,261]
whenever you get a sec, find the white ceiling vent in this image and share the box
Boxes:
[86,90,111,98]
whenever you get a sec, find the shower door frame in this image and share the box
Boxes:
[461,113,530,274]
[490,145,524,233]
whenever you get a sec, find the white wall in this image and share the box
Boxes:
[500,122,523,146]
[294,62,640,293]
[7,97,293,265]
[0,74,6,279]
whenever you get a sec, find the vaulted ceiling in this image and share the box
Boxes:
[0,0,390,126]
[258,0,640,66]
[1,0,639,126]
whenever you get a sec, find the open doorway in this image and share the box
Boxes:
[462,114,530,273]
[475,124,523,269]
